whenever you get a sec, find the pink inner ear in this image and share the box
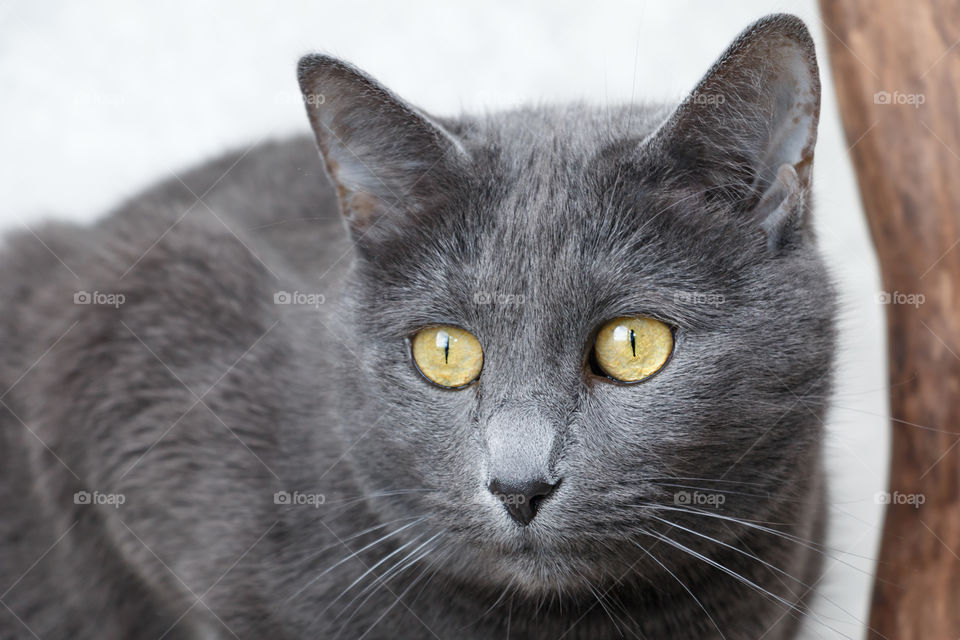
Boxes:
[298,54,468,241]
[651,18,820,211]
[342,190,384,230]
[757,164,804,249]
[758,41,820,190]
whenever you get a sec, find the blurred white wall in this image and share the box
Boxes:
[0,1,888,637]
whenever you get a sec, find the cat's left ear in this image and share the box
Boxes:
[645,14,820,252]
[297,55,468,247]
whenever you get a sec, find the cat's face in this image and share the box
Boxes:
[301,15,834,595]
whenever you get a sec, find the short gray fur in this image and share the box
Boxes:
[0,14,836,639]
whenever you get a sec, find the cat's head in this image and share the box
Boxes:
[298,14,833,595]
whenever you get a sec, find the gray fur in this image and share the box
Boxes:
[1,14,834,639]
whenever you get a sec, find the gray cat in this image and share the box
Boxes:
[1,14,836,639]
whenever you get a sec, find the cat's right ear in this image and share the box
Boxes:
[643,14,820,253]
[297,55,468,247]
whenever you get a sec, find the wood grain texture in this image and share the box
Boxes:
[819,1,960,638]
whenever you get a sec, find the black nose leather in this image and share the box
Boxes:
[488,478,558,526]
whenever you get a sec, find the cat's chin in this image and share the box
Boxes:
[437,535,638,598]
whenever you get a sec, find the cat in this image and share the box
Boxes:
[0,13,836,639]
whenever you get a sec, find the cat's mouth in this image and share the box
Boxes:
[426,521,632,591]
[436,535,632,596]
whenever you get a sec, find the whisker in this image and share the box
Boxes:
[317,489,434,519]
[354,553,439,640]
[283,513,427,578]
[318,532,427,619]
[648,481,806,504]
[640,529,852,639]
[286,515,430,602]
[632,540,727,639]
[645,504,831,553]
[639,502,882,582]
[465,573,517,627]
[334,531,445,634]
[644,476,773,487]
[347,531,444,605]
[653,513,889,634]
[410,543,456,610]
[583,578,625,637]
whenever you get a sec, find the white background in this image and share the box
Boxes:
[0,2,888,638]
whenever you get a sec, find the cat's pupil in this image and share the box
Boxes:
[629,329,636,358]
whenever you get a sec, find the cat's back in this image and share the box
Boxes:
[0,135,347,373]
[0,136,348,610]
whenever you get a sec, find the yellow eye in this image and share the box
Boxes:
[411,326,483,388]
[594,316,673,383]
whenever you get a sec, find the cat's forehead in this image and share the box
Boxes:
[382,106,762,328]
[470,106,668,213]
[451,107,675,271]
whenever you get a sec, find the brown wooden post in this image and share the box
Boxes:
[819,1,960,637]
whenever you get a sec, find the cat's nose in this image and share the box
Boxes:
[488,478,558,526]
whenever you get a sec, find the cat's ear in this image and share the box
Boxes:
[297,55,467,246]
[646,14,820,251]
